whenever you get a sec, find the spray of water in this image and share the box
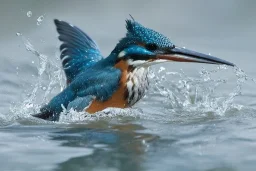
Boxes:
[10,34,65,122]
[141,63,256,123]
[9,35,256,124]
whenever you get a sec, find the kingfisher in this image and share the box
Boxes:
[33,18,234,121]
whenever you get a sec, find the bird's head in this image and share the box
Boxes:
[112,18,234,68]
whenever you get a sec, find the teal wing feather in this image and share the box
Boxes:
[33,65,122,121]
[54,19,103,84]
[67,96,94,111]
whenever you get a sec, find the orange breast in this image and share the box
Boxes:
[86,60,129,114]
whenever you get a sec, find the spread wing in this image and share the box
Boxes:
[54,19,104,84]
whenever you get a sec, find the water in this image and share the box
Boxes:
[1,0,256,171]
[37,15,44,26]
[27,11,32,18]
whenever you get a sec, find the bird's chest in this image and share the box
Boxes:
[126,67,149,106]
[86,60,149,113]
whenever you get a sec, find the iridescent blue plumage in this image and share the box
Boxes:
[54,19,103,83]
[113,19,174,54]
[38,56,121,120]
[125,19,174,48]
[33,18,234,121]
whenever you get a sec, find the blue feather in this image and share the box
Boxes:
[34,18,176,121]
[33,87,75,121]
[72,62,121,102]
[67,96,94,111]
[33,59,121,121]
[54,19,103,83]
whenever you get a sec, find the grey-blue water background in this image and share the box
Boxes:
[1,0,256,171]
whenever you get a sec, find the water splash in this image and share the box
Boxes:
[144,64,256,122]
[58,108,142,123]
[36,15,44,25]
[9,33,256,123]
[10,34,65,120]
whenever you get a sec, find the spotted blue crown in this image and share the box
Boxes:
[113,19,175,53]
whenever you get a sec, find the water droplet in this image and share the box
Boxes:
[25,103,33,108]
[183,47,186,49]
[252,78,256,84]
[31,61,34,64]
[16,32,22,36]
[218,65,227,70]
[37,15,44,25]
[42,87,47,91]
[27,11,32,17]
[158,67,166,73]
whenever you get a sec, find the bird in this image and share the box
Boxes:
[33,18,235,121]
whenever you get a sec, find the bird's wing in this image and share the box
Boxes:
[33,67,121,121]
[71,67,122,101]
[67,96,95,111]
[33,91,93,121]
[54,19,104,84]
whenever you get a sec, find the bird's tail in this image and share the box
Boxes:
[32,87,75,121]
[32,109,54,120]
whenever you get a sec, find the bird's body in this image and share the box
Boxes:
[33,18,234,121]
[86,60,149,113]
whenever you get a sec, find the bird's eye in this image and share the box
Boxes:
[146,43,158,51]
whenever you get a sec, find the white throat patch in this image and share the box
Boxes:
[126,66,149,106]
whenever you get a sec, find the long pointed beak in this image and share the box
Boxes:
[156,46,235,66]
